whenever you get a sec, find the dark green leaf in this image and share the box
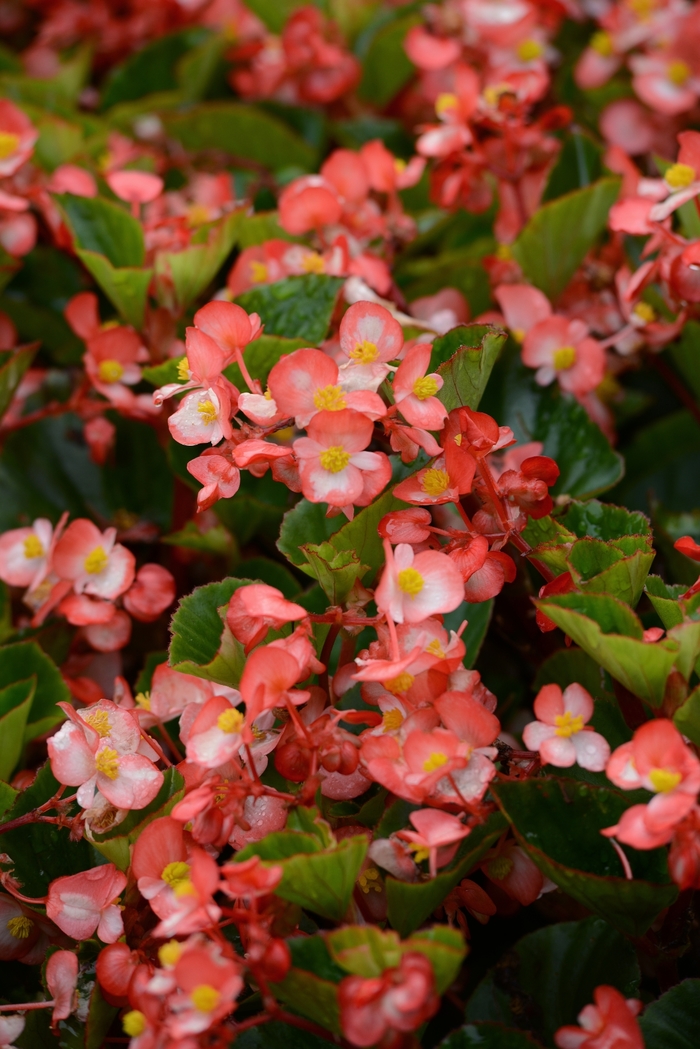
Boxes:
[674,683,700,746]
[169,577,247,685]
[639,979,700,1049]
[0,641,68,741]
[154,210,240,310]
[56,194,145,268]
[0,678,34,781]
[236,275,344,344]
[432,325,506,412]
[610,410,700,515]
[359,13,422,106]
[224,334,308,390]
[76,250,152,329]
[0,343,39,423]
[543,131,603,201]
[244,0,308,32]
[669,321,700,405]
[440,1024,544,1048]
[100,28,207,109]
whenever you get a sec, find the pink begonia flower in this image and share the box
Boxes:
[185,695,249,768]
[494,282,552,342]
[602,719,700,849]
[278,175,343,234]
[392,344,448,430]
[522,683,610,772]
[630,53,700,116]
[157,328,233,405]
[321,148,369,203]
[522,316,606,396]
[161,943,242,1038]
[600,100,656,156]
[138,662,240,731]
[267,347,386,428]
[554,985,644,1049]
[361,721,468,805]
[374,539,464,625]
[168,385,235,446]
[151,848,222,939]
[226,583,307,651]
[221,855,283,900]
[46,950,79,1022]
[48,699,163,810]
[360,139,425,194]
[449,535,517,603]
[131,816,197,919]
[0,210,36,258]
[239,645,310,723]
[410,288,469,334]
[0,100,38,177]
[187,449,241,510]
[338,952,438,1048]
[122,563,176,622]
[46,864,127,943]
[650,131,700,221]
[0,895,56,964]
[396,809,471,877]
[338,301,404,392]
[0,518,55,588]
[47,164,97,197]
[84,416,116,466]
[52,519,135,600]
[574,36,622,91]
[193,300,263,394]
[404,24,462,71]
[83,327,146,408]
[64,291,100,341]
[58,593,117,626]
[294,408,391,510]
[82,608,132,653]
[431,691,500,805]
[106,170,164,204]
[0,1015,24,1049]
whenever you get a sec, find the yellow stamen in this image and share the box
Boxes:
[384,672,414,695]
[486,856,514,880]
[349,340,379,364]
[250,260,268,283]
[197,399,218,425]
[95,747,120,780]
[517,39,543,61]
[358,867,382,893]
[409,843,430,864]
[668,60,691,86]
[191,985,220,1013]
[648,768,682,793]
[23,534,44,560]
[0,132,20,160]
[83,709,111,738]
[177,357,191,381]
[158,940,184,967]
[97,359,125,384]
[553,346,576,371]
[554,711,584,738]
[84,546,109,575]
[217,708,244,734]
[319,446,351,473]
[122,1011,147,1037]
[397,567,424,596]
[628,0,655,18]
[665,162,695,189]
[483,83,512,107]
[633,302,656,324]
[423,751,448,772]
[7,915,33,939]
[496,244,513,261]
[382,709,405,731]
[512,327,525,343]
[186,203,210,228]
[161,861,191,889]
[435,93,458,118]
[412,376,439,400]
[421,468,450,497]
[301,252,325,274]
[313,385,346,412]
[135,691,151,711]
[590,31,613,56]
[426,638,446,658]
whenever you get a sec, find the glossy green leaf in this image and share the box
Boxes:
[101,28,207,109]
[674,683,700,746]
[432,325,507,412]
[444,597,494,669]
[512,178,620,300]
[639,979,700,1049]
[33,115,83,171]
[667,620,700,681]
[610,409,700,516]
[234,1020,330,1049]
[543,130,603,201]
[269,937,342,1033]
[278,497,345,571]
[169,577,248,686]
[56,193,145,268]
[0,245,21,294]
[567,537,654,606]
[669,321,700,406]
[164,102,316,170]
[359,13,422,106]
[535,593,678,707]
[0,343,39,423]
[0,678,35,781]
[224,334,309,389]
[83,980,119,1049]
[560,500,651,541]
[385,811,508,936]
[465,917,639,1047]
[76,249,152,329]
[645,576,685,630]
[0,780,17,820]
[92,768,185,870]
[244,0,308,32]
[0,640,69,741]
[236,275,344,344]
[323,924,465,994]
[491,778,677,936]
[440,1024,544,1048]
[154,210,240,310]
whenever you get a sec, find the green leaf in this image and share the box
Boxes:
[236,275,344,344]
[674,683,700,746]
[432,325,507,412]
[610,410,700,516]
[224,334,309,390]
[101,28,207,109]
[439,1024,544,1048]
[244,0,308,32]
[403,925,466,994]
[645,576,685,630]
[84,980,119,1049]
[234,1020,330,1049]
[669,321,700,405]
[164,102,316,171]
[0,641,68,742]
[278,498,344,571]
[0,678,35,781]
[359,13,422,106]
[0,780,17,819]
[534,593,678,707]
[0,245,21,294]
[92,768,185,870]
[445,598,494,670]
[543,130,603,201]
[0,343,39,423]
[76,249,152,329]
[465,916,639,1047]
[270,940,341,1033]
[56,194,145,268]
[560,500,651,541]
[154,210,240,310]
[566,537,654,606]
[169,577,248,686]
[33,115,83,171]
[639,979,700,1049]
[511,178,620,300]
[385,811,508,936]
[491,778,677,936]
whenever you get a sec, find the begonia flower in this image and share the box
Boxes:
[0,518,55,589]
[46,864,127,943]
[0,1015,24,1049]
[396,809,471,877]
[53,520,135,600]
[294,408,391,511]
[267,347,386,428]
[392,343,448,430]
[374,539,464,625]
[338,952,439,1047]
[122,564,176,622]
[522,317,606,396]
[523,683,610,771]
[46,950,79,1022]
[226,583,307,651]
[554,985,644,1049]
[338,302,404,391]
[0,100,37,177]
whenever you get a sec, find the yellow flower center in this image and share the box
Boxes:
[349,340,379,364]
[191,985,220,1013]
[382,708,405,731]
[517,39,543,61]
[251,724,266,740]
[217,708,244,734]
[421,468,450,497]
[633,302,656,324]
[135,690,151,710]
[161,861,191,889]
[84,546,109,575]
[122,1011,147,1037]
[197,399,218,425]
[426,638,446,658]
[385,672,414,695]
[423,751,448,772]
[409,843,431,864]
[7,915,34,939]
[177,357,191,381]
[83,710,111,738]
[665,162,695,189]
[358,867,382,893]
[412,376,439,400]
[397,567,424,596]
[313,385,346,412]
[95,747,120,780]
[158,940,184,967]
[319,446,351,473]
[187,203,210,228]
[250,260,269,283]
[486,856,514,880]
[23,534,44,560]
[648,768,682,793]
[668,60,691,85]
[0,131,20,160]
[512,327,526,343]
[553,345,576,371]
[496,244,513,261]
[554,711,584,737]
[628,0,655,19]
[98,359,125,384]
[435,92,458,117]
[301,252,325,274]
[590,31,613,56]
[483,83,512,107]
